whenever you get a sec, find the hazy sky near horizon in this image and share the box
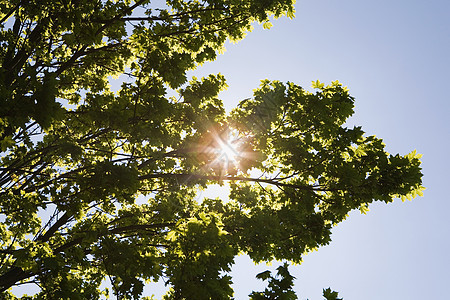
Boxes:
[178,0,450,299]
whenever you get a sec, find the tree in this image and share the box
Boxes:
[0,0,423,299]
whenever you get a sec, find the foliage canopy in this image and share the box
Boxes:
[0,0,423,298]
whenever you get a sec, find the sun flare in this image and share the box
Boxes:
[217,139,239,163]
[212,129,242,169]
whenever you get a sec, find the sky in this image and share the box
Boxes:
[9,0,450,299]
[173,0,450,299]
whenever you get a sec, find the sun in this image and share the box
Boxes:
[212,129,242,170]
[217,138,239,163]
[199,127,252,175]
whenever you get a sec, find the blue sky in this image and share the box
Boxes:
[181,0,450,299]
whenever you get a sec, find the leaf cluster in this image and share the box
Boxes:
[0,0,423,299]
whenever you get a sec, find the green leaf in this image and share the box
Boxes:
[312,80,325,89]
[262,22,273,30]
[0,135,15,151]
[255,270,272,280]
[359,203,370,215]
[167,230,177,242]
[323,288,343,300]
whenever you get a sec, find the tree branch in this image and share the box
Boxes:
[139,173,331,191]
[36,212,72,243]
